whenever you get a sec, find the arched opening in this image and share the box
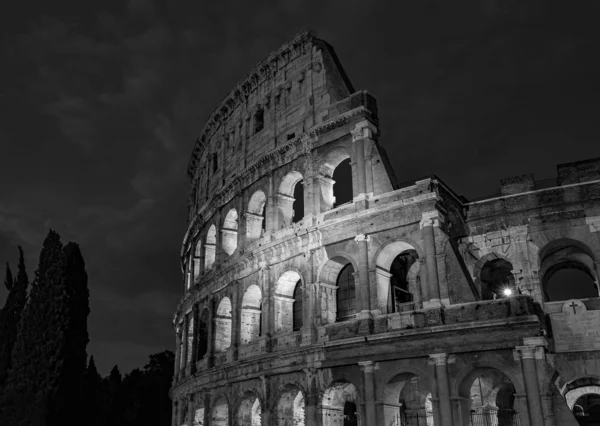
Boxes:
[211,396,229,426]
[241,285,262,344]
[222,209,239,256]
[238,395,262,426]
[278,171,304,228]
[480,258,516,300]
[292,180,304,224]
[194,240,202,278]
[193,396,205,426]
[186,313,194,366]
[319,147,353,212]
[540,239,598,302]
[459,368,520,426]
[204,225,217,271]
[277,387,305,425]
[383,372,433,426]
[336,264,356,322]
[274,271,303,334]
[322,381,360,426]
[564,379,600,423]
[293,280,303,331]
[214,298,232,353]
[196,309,209,361]
[332,158,353,208]
[246,190,267,243]
[389,250,418,312]
[375,241,421,314]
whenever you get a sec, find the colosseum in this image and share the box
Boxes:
[170,29,600,426]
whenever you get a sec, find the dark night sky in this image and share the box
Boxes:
[1,0,599,375]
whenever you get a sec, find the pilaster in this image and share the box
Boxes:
[359,361,378,426]
[429,353,454,426]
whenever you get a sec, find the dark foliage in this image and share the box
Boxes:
[0,249,29,396]
[0,231,90,426]
[84,352,175,426]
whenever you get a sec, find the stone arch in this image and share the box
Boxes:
[194,238,202,278]
[276,385,306,426]
[539,238,599,301]
[374,240,422,313]
[193,394,205,426]
[214,297,232,353]
[221,208,239,256]
[237,392,262,426]
[204,224,217,270]
[318,254,358,324]
[240,284,262,344]
[382,371,435,426]
[274,270,304,334]
[472,253,516,300]
[321,380,362,426]
[246,190,267,243]
[196,308,209,361]
[319,145,353,210]
[278,171,304,227]
[211,393,230,426]
[457,366,522,426]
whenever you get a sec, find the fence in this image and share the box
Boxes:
[470,408,520,426]
[393,412,434,426]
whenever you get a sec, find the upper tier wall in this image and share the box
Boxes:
[188,30,356,214]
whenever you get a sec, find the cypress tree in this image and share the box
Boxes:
[0,249,29,401]
[83,356,103,425]
[0,231,90,426]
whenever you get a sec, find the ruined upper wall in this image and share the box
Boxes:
[187,30,356,210]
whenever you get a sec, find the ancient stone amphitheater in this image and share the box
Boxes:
[171,30,600,426]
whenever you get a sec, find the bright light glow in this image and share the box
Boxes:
[503,288,513,297]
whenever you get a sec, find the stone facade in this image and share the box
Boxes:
[171,29,600,426]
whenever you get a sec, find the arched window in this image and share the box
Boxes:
[194,240,202,278]
[278,171,304,228]
[274,271,302,334]
[332,158,353,208]
[540,239,599,302]
[196,309,209,360]
[336,264,356,321]
[480,258,515,300]
[241,285,262,344]
[321,381,359,426]
[292,180,304,224]
[293,280,303,331]
[212,396,229,426]
[238,395,261,426]
[246,190,267,243]
[214,298,232,353]
[222,209,239,256]
[390,250,418,311]
[277,387,305,426]
[204,225,217,271]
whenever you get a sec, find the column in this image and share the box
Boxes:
[420,211,442,307]
[206,298,215,368]
[181,314,189,378]
[172,400,178,426]
[430,353,454,426]
[190,304,199,374]
[355,234,372,315]
[266,172,277,232]
[516,345,545,426]
[359,361,377,426]
[174,328,182,379]
[187,394,194,426]
[350,121,372,198]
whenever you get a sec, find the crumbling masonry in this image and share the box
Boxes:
[171,30,600,426]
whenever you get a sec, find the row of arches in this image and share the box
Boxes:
[185,157,353,287]
[176,366,521,426]
[474,238,599,302]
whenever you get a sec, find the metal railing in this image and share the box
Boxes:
[470,408,520,426]
[393,412,434,426]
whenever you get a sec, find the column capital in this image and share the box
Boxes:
[358,360,379,373]
[514,345,543,360]
[429,352,455,366]
[420,210,443,228]
[351,120,377,142]
[354,233,370,243]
